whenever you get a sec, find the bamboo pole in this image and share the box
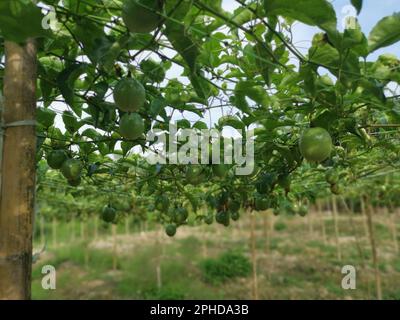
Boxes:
[365,199,383,300]
[40,215,45,246]
[93,216,98,240]
[125,216,130,236]
[0,39,37,300]
[331,196,342,261]
[52,218,57,249]
[112,224,118,271]
[263,211,270,255]
[249,211,259,300]
[317,201,327,245]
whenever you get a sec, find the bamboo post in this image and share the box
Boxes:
[83,221,89,269]
[112,224,118,271]
[317,201,327,245]
[388,203,399,254]
[40,215,45,246]
[156,226,162,289]
[390,213,398,254]
[71,217,76,242]
[331,196,342,261]
[52,218,57,249]
[125,216,130,236]
[249,211,259,300]
[365,199,383,300]
[360,196,370,240]
[0,39,37,300]
[308,211,314,237]
[263,211,270,255]
[93,216,98,240]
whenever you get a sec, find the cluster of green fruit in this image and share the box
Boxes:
[154,194,189,237]
[273,200,308,217]
[113,78,146,140]
[213,192,241,227]
[46,150,83,186]
[184,164,231,185]
[325,169,342,195]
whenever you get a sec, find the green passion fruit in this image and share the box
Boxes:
[297,205,308,217]
[67,177,81,187]
[325,169,339,185]
[119,113,145,140]
[330,183,342,195]
[185,165,206,185]
[215,211,230,227]
[113,78,146,112]
[60,159,83,181]
[212,163,229,178]
[174,207,189,224]
[155,195,170,212]
[46,149,67,169]
[204,214,214,225]
[299,127,333,162]
[102,205,116,223]
[230,211,240,221]
[122,0,162,34]
[165,224,177,237]
[254,195,269,211]
[140,59,165,83]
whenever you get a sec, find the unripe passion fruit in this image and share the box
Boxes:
[165,224,177,237]
[122,0,162,34]
[47,149,67,169]
[325,169,339,185]
[102,205,116,223]
[60,159,83,181]
[113,78,146,112]
[299,127,333,162]
[119,113,145,140]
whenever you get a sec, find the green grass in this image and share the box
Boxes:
[31,214,400,300]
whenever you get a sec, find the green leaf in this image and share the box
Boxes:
[37,108,56,128]
[164,0,199,72]
[368,13,400,53]
[351,0,363,14]
[0,0,49,42]
[57,64,87,116]
[264,0,337,31]
[218,115,245,130]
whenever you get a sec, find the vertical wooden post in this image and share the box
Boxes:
[94,216,98,240]
[40,215,45,246]
[390,213,398,254]
[112,224,117,271]
[52,218,57,249]
[365,198,382,300]
[360,196,369,239]
[331,196,342,261]
[249,211,259,300]
[263,211,269,255]
[71,217,76,242]
[0,39,37,300]
[125,216,130,236]
[317,201,327,244]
